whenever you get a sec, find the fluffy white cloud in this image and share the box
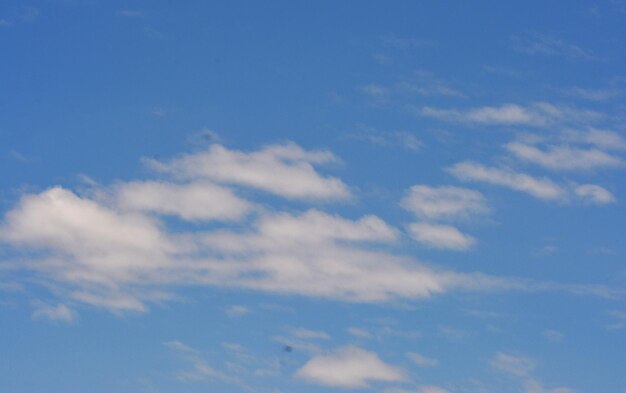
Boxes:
[198,210,504,301]
[505,142,623,171]
[295,346,406,388]
[408,222,475,251]
[144,142,350,200]
[401,185,488,220]
[115,180,252,221]
[0,144,616,313]
[0,187,183,311]
[0,188,514,310]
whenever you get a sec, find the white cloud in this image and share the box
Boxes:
[448,162,567,200]
[406,352,439,367]
[543,329,564,342]
[401,185,488,220]
[117,9,144,17]
[524,380,576,393]
[164,340,247,388]
[289,327,330,340]
[198,209,497,301]
[607,310,626,329]
[491,352,535,376]
[573,184,616,204]
[420,103,545,126]
[491,352,576,393]
[418,386,450,393]
[385,387,450,393]
[408,222,475,251]
[225,305,249,317]
[31,301,76,323]
[347,128,422,151]
[1,183,611,312]
[0,187,182,312]
[1,144,618,313]
[144,142,350,200]
[361,84,391,98]
[563,129,626,151]
[0,187,517,310]
[273,335,322,354]
[513,33,598,61]
[418,102,601,127]
[347,327,372,338]
[295,346,406,388]
[115,180,252,221]
[505,142,623,171]
[561,86,620,101]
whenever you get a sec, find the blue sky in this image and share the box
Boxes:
[2,1,626,392]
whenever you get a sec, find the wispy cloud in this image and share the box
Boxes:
[543,329,564,342]
[361,71,465,102]
[289,327,331,340]
[381,34,435,49]
[346,127,422,151]
[117,10,144,18]
[164,340,250,389]
[512,32,599,61]
[560,86,621,101]
[505,142,623,171]
[225,305,250,317]
[491,352,575,393]
[406,352,439,367]
[0,6,39,28]
[31,300,76,323]
[561,129,626,151]
[607,310,626,329]
[448,161,616,204]
[401,185,488,220]
[417,102,602,128]
[491,352,535,376]
[448,161,566,200]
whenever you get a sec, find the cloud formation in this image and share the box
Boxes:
[295,346,406,387]
[0,142,618,314]
[401,185,488,220]
[448,161,615,204]
[505,142,623,171]
[418,102,601,127]
[408,222,475,250]
[145,142,350,201]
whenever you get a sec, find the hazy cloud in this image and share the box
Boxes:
[401,185,488,220]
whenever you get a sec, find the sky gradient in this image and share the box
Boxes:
[1,1,626,393]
